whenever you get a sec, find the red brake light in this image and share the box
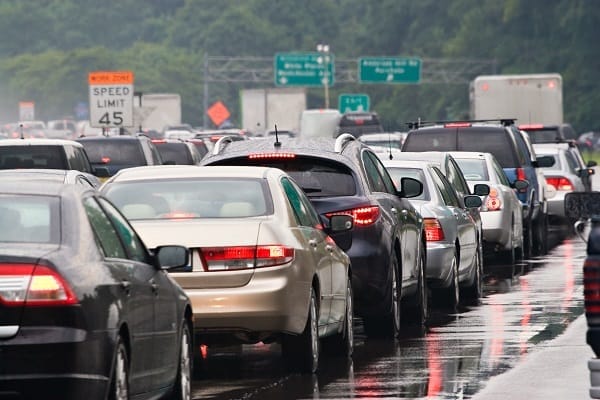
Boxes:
[248,152,296,160]
[545,176,574,191]
[516,167,527,182]
[326,206,380,226]
[152,139,167,143]
[161,211,197,219]
[485,188,502,211]
[424,218,444,241]
[519,124,544,130]
[101,157,111,164]
[200,245,294,271]
[0,264,78,306]
[444,122,471,128]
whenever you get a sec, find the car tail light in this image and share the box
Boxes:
[444,122,471,128]
[101,157,111,164]
[584,258,600,325]
[485,188,502,211]
[519,124,544,130]
[0,263,78,306]
[424,218,444,241]
[200,245,294,271]
[152,139,166,143]
[546,176,574,191]
[326,206,380,226]
[248,152,296,160]
[161,211,197,219]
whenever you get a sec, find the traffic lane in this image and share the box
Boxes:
[190,233,584,399]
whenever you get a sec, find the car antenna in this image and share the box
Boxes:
[388,131,393,160]
[19,123,24,139]
[274,124,281,148]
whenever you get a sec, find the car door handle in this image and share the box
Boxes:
[325,244,334,252]
[150,280,159,294]
[120,280,131,294]
[309,239,318,248]
[391,207,398,215]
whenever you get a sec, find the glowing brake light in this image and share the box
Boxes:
[152,139,167,143]
[0,264,78,306]
[200,245,294,271]
[326,206,380,226]
[519,124,544,130]
[248,152,296,160]
[546,176,574,191]
[485,187,502,211]
[444,122,471,128]
[423,218,444,241]
[101,157,111,164]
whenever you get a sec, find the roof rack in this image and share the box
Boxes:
[211,135,234,156]
[334,133,356,153]
[406,118,517,130]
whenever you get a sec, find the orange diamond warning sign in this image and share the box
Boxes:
[207,101,230,127]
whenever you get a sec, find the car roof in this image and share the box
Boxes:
[0,138,83,147]
[0,180,91,196]
[447,151,489,160]
[0,168,68,179]
[107,165,279,182]
[382,159,435,168]
[77,135,146,142]
[389,151,452,163]
[359,133,403,141]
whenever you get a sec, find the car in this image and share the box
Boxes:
[401,119,554,258]
[76,135,163,178]
[0,138,102,176]
[533,141,596,225]
[519,123,578,144]
[185,138,209,159]
[200,133,427,337]
[382,158,483,308]
[0,168,101,188]
[151,138,204,165]
[450,151,527,264]
[359,132,406,152]
[563,192,600,398]
[100,165,354,373]
[0,181,192,400]
[164,129,196,140]
[577,131,600,153]
[47,119,77,139]
[337,111,384,137]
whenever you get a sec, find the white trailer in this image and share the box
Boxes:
[240,88,306,135]
[133,93,182,133]
[469,73,563,125]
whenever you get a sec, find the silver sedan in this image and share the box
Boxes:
[383,159,482,309]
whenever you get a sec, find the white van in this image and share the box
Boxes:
[299,109,341,138]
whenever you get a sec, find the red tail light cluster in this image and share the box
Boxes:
[515,168,528,193]
[584,258,600,325]
[200,245,294,271]
[326,206,380,227]
[485,188,502,211]
[424,218,445,241]
[546,176,574,191]
[0,263,78,306]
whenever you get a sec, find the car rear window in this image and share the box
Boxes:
[155,143,192,165]
[104,178,271,220]
[210,156,357,197]
[523,128,560,144]
[0,146,66,169]
[453,159,490,181]
[0,195,59,243]
[386,167,429,200]
[80,140,145,165]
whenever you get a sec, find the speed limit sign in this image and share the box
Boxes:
[88,71,134,128]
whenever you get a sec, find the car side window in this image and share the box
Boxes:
[447,158,470,196]
[367,151,397,194]
[362,151,387,193]
[492,158,511,186]
[432,167,460,207]
[564,151,579,172]
[84,197,127,259]
[146,140,163,165]
[75,147,93,173]
[281,177,320,228]
[98,197,150,263]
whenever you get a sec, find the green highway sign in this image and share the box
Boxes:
[339,93,370,112]
[359,57,421,83]
[274,53,334,87]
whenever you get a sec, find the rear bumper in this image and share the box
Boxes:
[425,242,454,288]
[481,211,511,249]
[0,327,114,400]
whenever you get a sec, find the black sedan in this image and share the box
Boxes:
[0,182,193,400]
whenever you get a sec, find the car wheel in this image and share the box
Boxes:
[363,250,401,338]
[324,276,354,357]
[436,248,459,310]
[282,287,319,373]
[523,217,533,259]
[462,246,483,304]
[172,322,192,400]
[109,336,129,400]
[533,212,548,256]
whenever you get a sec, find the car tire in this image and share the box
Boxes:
[282,287,319,374]
[324,276,354,358]
[171,322,192,400]
[363,250,401,339]
[109,335,129,400]
[403,244,429,332]
[462,246,483,304]
[436,248,459,310]
[523,217,533,259]
[533,212,549,256]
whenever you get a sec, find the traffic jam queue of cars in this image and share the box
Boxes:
[0,117,591,399]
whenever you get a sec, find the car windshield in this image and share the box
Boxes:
[386,167,429,201]
[211,156,357,197]
[0,146,66,169]
[104,178,271,220]
[454,159,490,181]
[362,139,402,149]
[0,194,59,243]
[81,140,145,165]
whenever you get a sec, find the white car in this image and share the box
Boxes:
[451,151,526,264]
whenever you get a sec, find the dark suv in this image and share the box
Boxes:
[202,134,427,337]
[401,120,554,257]
[77,135,162,178]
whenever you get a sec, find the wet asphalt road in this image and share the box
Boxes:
[190,225,585,400]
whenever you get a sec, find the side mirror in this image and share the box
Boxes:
[155,245,189,270]
[587,160,598,168]
[329,215,353,232]
[473,183,490,196]
[398,177,423,198]
[93,166,111,178]
[536,155,555,168]
[464,195,483,208]
[512,179,529,191]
